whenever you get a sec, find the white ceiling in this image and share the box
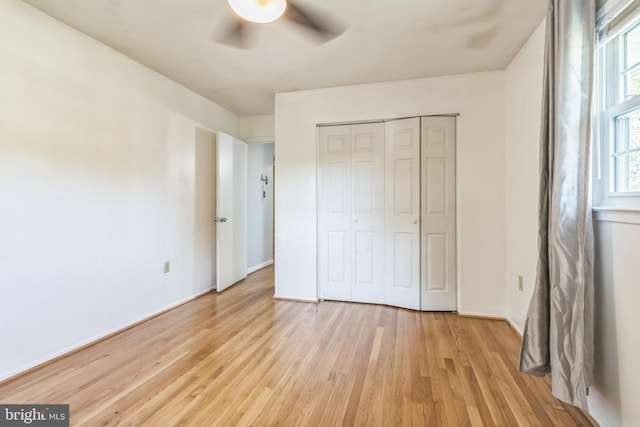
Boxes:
[21,0,547,116]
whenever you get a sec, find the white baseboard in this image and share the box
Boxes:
[588,409,609,427]
[588,387,615,427]
[273,293,319,303]
[457,310,506,320]
[247,259,274,274]
[506,318,524,336]
[0,286,214,383]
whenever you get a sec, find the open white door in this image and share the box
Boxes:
[216,132,247,292]
[421,117,456,310]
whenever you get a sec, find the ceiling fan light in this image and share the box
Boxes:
[227,0,287,24]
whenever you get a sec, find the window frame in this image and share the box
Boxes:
[596,1,640,209]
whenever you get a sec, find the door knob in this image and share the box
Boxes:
[214,217,228,223]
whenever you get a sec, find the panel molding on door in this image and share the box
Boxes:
[384,118,421,310]
[421,116,456,310]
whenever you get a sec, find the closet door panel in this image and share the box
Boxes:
[319,126,352,301]
[327,231,348,282]
[351,123,385,304]
[384,118,421,310]
[354,231,374,284]
[421,117,457,310]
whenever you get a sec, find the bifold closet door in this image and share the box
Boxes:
[421,117,456,310]
[318,123,385,303]
[384,118,421,310]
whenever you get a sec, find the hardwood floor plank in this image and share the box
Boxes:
[0,266,597,426]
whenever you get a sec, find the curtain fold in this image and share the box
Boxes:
[519,0,595,411]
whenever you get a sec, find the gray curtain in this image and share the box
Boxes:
[519,0,595,411]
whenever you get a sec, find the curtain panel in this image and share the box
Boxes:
[519,0,595,411]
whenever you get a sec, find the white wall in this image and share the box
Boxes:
[239,114,275,142]
[504,20,546,333]
[591,213,640,427]
[0,0,238,380]
[275,72,507,314]
[247,143,274,272]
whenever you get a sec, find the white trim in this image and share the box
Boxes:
[457,310,506,320]
[587,408,611,427]
[587,387,616,427]
[455,117,462,314]
[244,136,275,144]
[597,0,634,25]
[315,125,321,301]
[600,0,640,44]
[247,259,274,274]
[316,114,460,128]
[596,18,640,208]
[507,318,524,336]
[593,206,640,223]
[0,286,214,382]
[273,294,319,303]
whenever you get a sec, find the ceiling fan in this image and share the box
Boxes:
[217,0,346,48]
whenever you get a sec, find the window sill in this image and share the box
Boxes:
[593,206,640,225]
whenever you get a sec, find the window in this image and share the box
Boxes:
[597,2,640,207]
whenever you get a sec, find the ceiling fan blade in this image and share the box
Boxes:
[215,20,251,49]
[284,1,346,42]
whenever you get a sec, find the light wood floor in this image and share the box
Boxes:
[0,266,595,426]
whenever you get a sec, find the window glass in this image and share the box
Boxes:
[625,67,640,97]
[611,110,640,192]
[600,14,640,200]
[630,112,640,150]
[626,23,640,68]
[630,152,640,191]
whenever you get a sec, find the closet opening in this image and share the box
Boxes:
[317,115,457,311]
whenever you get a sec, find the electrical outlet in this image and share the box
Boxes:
[164,261,170,274]
[518,275,524,291]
